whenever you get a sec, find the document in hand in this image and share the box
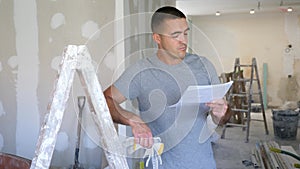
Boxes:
[170,81,233,107]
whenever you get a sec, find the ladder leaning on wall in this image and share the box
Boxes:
[30,45,129,169]
[221,57,269,143]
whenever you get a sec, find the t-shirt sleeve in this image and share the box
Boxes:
[114,63,141,100]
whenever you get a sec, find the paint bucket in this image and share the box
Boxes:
[272,109,299,140]
[0,153,31,169]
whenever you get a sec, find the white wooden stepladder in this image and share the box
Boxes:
[30,45,129,169]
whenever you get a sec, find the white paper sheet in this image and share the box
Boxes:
[170,81,233,107]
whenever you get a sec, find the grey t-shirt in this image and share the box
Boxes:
[114,53,220,169]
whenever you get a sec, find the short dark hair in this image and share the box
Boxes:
[151,6,186,33]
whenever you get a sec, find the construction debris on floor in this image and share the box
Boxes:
[248,141,300,169]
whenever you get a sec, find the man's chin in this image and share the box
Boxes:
[178,52,186,59]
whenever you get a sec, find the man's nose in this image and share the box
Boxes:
[177,33,187,44]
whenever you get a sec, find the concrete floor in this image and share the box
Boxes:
[213,109,300,169]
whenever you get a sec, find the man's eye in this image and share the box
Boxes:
[171,34,179,38]
[184,31,189,36]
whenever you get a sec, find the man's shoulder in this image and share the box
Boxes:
[185,53,206,63]
[139,55,155,63]
[123,55,157,74]
[127,56,150,66]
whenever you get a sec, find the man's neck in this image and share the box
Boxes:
[157,50,183,65]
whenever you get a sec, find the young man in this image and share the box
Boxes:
[104,6,227,168]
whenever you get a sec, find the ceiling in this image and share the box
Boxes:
[176,0,300,16]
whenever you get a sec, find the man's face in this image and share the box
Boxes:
[154,18,189,60]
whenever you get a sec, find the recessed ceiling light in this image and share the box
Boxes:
[250,9,255,14]
[216,11,221,16]
[287,7,293,12]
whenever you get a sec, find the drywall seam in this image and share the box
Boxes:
[14,0,39,158]
[115,0,127,137]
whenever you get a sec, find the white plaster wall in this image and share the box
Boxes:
[190,11,300,106]
[0,0,116,168]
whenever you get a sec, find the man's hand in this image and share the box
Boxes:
[129,118,153,149]
[205,98,228,125]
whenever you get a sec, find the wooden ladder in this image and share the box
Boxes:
[221,58,269,142]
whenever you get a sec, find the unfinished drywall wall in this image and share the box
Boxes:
[0,0,115,168]
[190,11,300,106]
[0,0,179,167]
[0,0,18,155]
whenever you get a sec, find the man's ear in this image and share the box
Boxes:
[152,33,161,45]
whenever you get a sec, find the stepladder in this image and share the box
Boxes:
[221,57,269,143]
[30,45,129,169]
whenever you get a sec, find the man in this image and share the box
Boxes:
[104,6,227,169]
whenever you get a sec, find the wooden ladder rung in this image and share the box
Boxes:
[230,93,248,97]
[237,64,252,67]
[230,92,261,96]
[234,78,251,82]
[231,108,249,112]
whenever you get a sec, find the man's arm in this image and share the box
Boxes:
[199,98,228,143]
[206,98,228,125]
[104,85,153,147]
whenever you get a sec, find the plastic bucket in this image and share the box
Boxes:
[272,109,299,140]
